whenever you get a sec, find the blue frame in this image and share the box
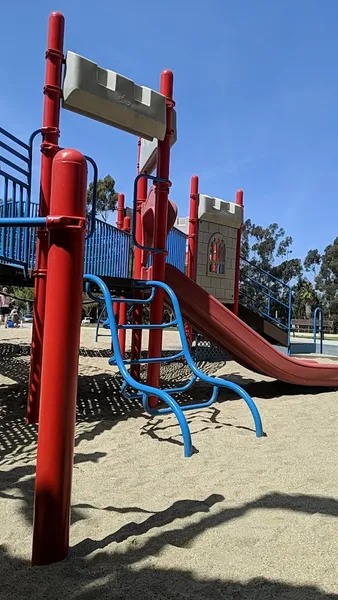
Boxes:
[313,306,324,354]
[84,274,264,457]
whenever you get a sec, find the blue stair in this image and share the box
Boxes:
[84,274,264,457]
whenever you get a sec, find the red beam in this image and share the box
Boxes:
[185,175,199,347]
[131,145,148,380]
[32,149,87,566]
[233,189,244,316]
[118,215,131,358]
[147,70,174,406]
[27,11,65,424]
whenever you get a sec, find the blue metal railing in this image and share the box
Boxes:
[313,307,324,354]
[167,227,187,272]
[1,200,131,279]
[0,126,102,276]
[84,219,130,278]
[239,256,292,347]
[84,274,263,457]
[0,127,32,271]
[144,226,187,274]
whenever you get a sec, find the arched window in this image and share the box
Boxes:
[208,234,226,275]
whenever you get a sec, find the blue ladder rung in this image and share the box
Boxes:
[118,320,177,330]
[109,350,184,367]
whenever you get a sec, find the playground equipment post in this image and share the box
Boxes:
[131,141,148,379]
[32,149,87,566]
[233,189,244,316]
[27,12,64,424]
[146,70,174,405]
[117,195,127,357]
[185,175,199,347]
[116,193,125,230]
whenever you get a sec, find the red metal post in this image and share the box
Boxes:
[147,70,174,405]
[187,175,199,281]
[116,193,125,229]
[123,216,131,231]
[32,149,87,566]
[114,193,125,326]
[233,189,244,316]
[27,12,65,424]
[118,214,130,358]
[185,175,199,347]
[131,142,148,380]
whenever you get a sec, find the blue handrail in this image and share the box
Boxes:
[84,274,263,457]
[240,255,292,349]
[241,256,291,290]
[0,217,46,227]
[28,128,99,239]
[0,127,33,275]
[313,307,324,354]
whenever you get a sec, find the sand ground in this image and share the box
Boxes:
[0,324,338,599]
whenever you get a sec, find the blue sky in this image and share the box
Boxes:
[1,0,338,262]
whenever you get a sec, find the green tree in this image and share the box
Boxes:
[308,239,338,322]
[304,248,321,276]
[292,278,320,319]
[241,219,302,283]
[7,286,34,313]
[87,174,118,222]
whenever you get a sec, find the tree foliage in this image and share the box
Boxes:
[87,174,118,222]
[240,220,303,327]
[292,278,320,319]
[241,219,302,284]
[304,240,338,326]
[7,286,34,312]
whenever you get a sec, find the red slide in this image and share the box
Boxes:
[165,264,338,387]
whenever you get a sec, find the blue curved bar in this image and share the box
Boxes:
[136,280,264,438]
[84,274,193,457]
[84,274,264,455]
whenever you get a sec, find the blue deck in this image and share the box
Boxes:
[0,127,187,279]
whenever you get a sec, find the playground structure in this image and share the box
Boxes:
[0,10,337,568]
[0,11,264,566]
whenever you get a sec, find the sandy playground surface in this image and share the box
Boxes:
[0,324,338,599]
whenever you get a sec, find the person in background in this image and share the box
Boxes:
[9,307,21,328]
[0,287,12,328]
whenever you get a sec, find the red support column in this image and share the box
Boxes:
[147,70,174,406]
[131,142,148,380]
[187,175,199,281]
[185,175,199,347]
[32,149,87,566]
[233,189,244,316]
[27,11,65,424]
[114,193,125,327]
[118,215,130,358]
[116,193,125,230]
